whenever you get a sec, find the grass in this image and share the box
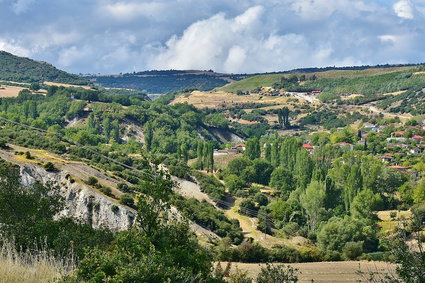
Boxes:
[217,66,416,93]
[0,239,73,283]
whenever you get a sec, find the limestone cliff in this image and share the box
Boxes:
[19,164,135,231]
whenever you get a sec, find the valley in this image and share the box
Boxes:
[0,51,423,282]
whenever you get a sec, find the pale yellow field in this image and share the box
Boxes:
[0,85,26,97]
[172,91,294,109]
[44,81,92,90]
[225,261,397,283]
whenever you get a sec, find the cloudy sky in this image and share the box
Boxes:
[0,0,424,74]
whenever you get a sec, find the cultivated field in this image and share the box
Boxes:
[226,261,397,282]
[172,90,304,109]
[44,81,92,90]
[0,85,27,98]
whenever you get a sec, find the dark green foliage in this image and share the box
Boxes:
[86,176,98,186]
[43,162,56,172]
[119,193,135,207]
[0,51,88,84]
[173,196,244,245]
[73,166,216,282]
[0,159,113,259]
[244,137,261,160]
[193,171,226,200]
[256,264,299,283]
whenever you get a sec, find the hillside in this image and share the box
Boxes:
[85,70,248,94]
[0,51,88,84]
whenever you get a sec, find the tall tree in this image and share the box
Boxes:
[245,138,261,160]
[103,117,112,140]
[144,121,153,152]
[196,140,204,170]
[301,181,326,232]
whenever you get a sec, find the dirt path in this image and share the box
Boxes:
[172,177,216,205]
[224,198,307,249]
[367,105,412,121]
[226,261,397,282]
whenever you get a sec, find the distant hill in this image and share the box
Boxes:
[218,64,423,93]
[0,51,88,85]
[85,70,249,94]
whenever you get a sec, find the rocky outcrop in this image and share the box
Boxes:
[19,164,135,231]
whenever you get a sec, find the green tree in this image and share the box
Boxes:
[350,189,383,220]
[245,138,261,160]
[301,181,326,232]
[196,140,204,170]
[144,121,153,152]
[270,167,295,195]
[102,117,112,140]
[73,166,215,282]
[111,120,120,143]
[256,264,299,283]
[294,148,313,189]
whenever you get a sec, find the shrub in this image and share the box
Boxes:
[99,187,113,197]
[111,205,119,213]
[43,162,57,172]
[342,241,363,260]
[119,194,134,207]
[86,177,98,186]
[256,263,299,283]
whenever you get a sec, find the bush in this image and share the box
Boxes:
[99,186,113,197]
[111,205,119,213]
[342,241,363,260]
[256,263,299,283]
[119,193,134,207]
[0,139,8,149]
[43,162,57,172]
[86,177,98,186]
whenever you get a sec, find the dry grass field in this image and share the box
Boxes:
[44,81,92,90]
[226,261,397,282]
[0,239,72,283]
[0,84,27,97]
[172,90,305,109]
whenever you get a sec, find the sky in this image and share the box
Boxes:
[0,0,424,74]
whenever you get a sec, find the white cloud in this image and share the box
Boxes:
[148,6,353,73]
[393,0,414,19]
[0,39,30,56]
[12,0,35,14]
[102,1,166,21]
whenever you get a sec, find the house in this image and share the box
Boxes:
[412,135,423,141]
[410,148,423,155]
[234,144,246,151]
[386,137,407,142]
[389,165,407,172]
[302,144,314,149]
[393,131,405,136]
[380,156,394,163]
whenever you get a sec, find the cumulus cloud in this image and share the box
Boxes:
[148,6,361,73]
[393,0,414,19]
[0,0,424,74]
[0,39,30,56]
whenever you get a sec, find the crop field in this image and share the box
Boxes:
[227,261,397,283]
[0,84,26,97]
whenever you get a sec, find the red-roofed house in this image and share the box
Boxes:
[412,135,423,140]
[389,165,407,172]
[302,144,314,149]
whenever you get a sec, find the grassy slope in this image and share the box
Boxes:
[218,66,416,93]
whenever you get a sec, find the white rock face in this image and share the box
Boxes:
[19,164,135,231]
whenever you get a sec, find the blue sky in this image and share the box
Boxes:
[0,0,424,74]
